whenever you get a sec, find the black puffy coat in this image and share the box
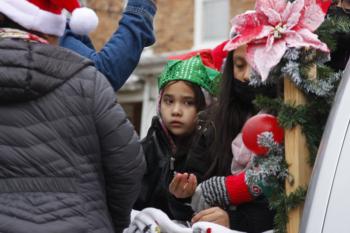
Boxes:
[0,38,145,233]
[134,116,193,221]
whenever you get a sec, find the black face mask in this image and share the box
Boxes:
[232,78,277,105]
[232,79,257,104]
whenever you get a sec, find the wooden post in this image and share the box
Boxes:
[284,78,313,233]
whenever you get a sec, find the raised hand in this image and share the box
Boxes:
[169,172,197,199]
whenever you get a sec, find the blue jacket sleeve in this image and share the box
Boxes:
[59,0,156,90]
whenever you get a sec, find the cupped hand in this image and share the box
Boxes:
[169,172,197,198]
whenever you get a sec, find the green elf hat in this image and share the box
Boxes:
[158,55,221,96]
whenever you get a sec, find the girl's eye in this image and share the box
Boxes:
[184,100,195,106]
[163,98,173,105]
[234,57,247,69]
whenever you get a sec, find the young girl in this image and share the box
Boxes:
[133,52,222,222]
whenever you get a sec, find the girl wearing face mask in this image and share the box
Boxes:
[133,53,221,222]
[171,45,278,232]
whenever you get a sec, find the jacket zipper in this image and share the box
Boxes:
[170,156,175,174]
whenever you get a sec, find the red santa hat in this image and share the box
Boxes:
[0,0,98,36]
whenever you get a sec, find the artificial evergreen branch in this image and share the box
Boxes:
[317,15,350,50]
[269,187,308,233]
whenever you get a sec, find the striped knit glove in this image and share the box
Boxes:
[191,176,230,212]
[191,171,272,212]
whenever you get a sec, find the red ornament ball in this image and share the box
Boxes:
[242,114,284,155]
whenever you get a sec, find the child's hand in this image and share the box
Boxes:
[169,172,197,198]
[191,207,230,228]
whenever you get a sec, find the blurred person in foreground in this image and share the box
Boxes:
[0,1,145,233]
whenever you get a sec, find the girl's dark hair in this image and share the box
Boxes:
[185,81,206,112]
[205,51,255,177]
[205,51,278,177]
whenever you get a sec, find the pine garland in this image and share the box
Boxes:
[250,7,350,233]
[317,15,350,51]
[269,187,308,233]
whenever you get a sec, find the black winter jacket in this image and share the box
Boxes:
[0,38,145,233]
[134,116,193,221]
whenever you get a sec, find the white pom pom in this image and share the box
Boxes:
[70,7,98,35]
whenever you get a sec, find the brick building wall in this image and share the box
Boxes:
[153,0,194,53]
[86,0,255,52]
[87,0,124,50]
[230,0,255,19]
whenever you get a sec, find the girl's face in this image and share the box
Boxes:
[233,45,251,82]
[160,81,198,137]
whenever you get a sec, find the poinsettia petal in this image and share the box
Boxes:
[247,40,287,81]
[299,3,325,31]
[224,24,272,51]
[230,11,262,35]
[266,34,275,51]
[256,25,274,39]
[316,0,332,14]
[295,29,330,52]
[225,29,259,51]
[305,0,331,13]
[260,7,282,26]
[225,11,264,51]
[283,30,304,46]
[282,0,304,29]
[256,0,288,15]
[304,0,314,7]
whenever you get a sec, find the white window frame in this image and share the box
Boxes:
[194,0,230,49]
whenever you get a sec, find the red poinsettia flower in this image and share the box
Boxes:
[224,0,331,81]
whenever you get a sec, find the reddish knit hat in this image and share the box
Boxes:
[168,40,229,72]
[211,40,229,72]
[0,0,98,36]
[168,49,217,70]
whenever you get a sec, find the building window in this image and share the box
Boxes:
[194,0,230,49]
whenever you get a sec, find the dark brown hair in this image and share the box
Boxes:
[0,13,46,38]
[205,51,255,177]
[205,51,278,177]
[185,81,206,112]
[0,13,27,30]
